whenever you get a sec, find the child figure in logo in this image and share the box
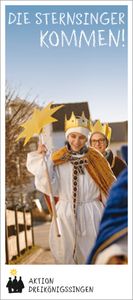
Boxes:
[17,276,25,293]
[27,112,115,264]
[6,277,13,293]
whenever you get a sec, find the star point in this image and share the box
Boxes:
[16,102,64,145]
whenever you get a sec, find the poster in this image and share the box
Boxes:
[0,0,132,299]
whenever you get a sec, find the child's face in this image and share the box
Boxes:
[90,132,107,155]
[67,132,87,152]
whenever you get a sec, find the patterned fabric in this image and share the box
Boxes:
[52,146,116,197]
[70,157,88,214]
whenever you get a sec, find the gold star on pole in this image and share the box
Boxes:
[16,102,64,145]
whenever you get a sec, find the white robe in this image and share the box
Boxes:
[27,151,105,264]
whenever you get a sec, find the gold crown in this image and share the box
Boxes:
[90,120,112,141]
[65,112,90,132]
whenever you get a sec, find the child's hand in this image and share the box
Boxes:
[37,142,47,155]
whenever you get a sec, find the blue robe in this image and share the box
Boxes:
[87,167,128,264]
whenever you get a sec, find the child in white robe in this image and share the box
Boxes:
[27,112,115,264]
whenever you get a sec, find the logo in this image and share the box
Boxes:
[6,269,25,293]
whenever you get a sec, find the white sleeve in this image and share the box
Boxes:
[26,151,59,196]
[95,236,127,264]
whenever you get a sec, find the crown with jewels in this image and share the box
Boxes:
[90,120,112,141]
[65,112,90,132]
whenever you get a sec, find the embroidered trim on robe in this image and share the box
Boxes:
[52,146,116,197]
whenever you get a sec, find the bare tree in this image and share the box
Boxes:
[5,87,38,207]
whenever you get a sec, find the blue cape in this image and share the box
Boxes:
[87,167,128,264]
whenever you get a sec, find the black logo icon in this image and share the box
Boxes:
[6,276,25,293]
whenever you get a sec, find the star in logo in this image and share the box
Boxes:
[10,269,17,276]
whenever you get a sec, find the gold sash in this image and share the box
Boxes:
[52,146,116,196]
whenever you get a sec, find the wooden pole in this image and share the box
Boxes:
[14,206,20,256]
[5,209,9,264]
[43,158,61,237]
[23,206,28,250]
[30,208,35,246]
[40,133,61,237]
